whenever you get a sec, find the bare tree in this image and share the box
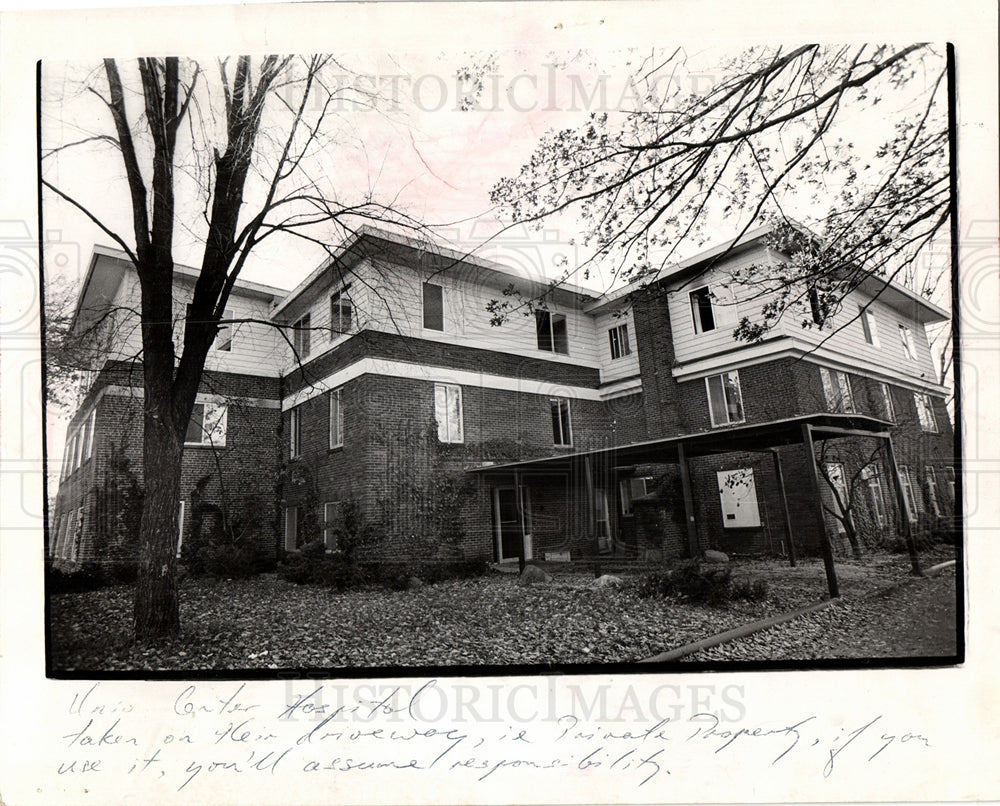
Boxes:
[42,56,424,639]
[489,45,950,335]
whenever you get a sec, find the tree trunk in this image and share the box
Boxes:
[133,379,184,640]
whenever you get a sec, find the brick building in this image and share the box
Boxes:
[49,227,956,573]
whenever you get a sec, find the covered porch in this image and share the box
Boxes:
[469,413,921,598]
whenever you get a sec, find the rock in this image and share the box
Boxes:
[593,574,623,588]
[406,576,424,590]
[704,549,730,564]
[518,565,552,585]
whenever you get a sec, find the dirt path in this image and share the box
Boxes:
[684,567,960,662]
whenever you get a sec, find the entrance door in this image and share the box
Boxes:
[495,487,523,562]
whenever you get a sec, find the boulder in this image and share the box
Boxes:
[593,574,623,588]
[518,565,552,585]
[406,576,425,590]
[704,549,730,564]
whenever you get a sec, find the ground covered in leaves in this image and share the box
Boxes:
[48,547,956,672]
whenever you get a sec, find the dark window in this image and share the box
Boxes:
[535,311,569,354]
[689,286,716,333]
[550,399,572,446]
[293,314,311,357]
[608,324,631,359]
[423,282,443,331]
[330,289,352,337]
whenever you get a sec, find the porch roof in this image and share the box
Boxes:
[467,413,892,475]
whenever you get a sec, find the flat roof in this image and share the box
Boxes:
[468,413,893,474]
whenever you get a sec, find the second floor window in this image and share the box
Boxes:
[820,367,855,413]
[293,313,311,358]
[434,383,463,443]
[214,309,233,351]
[550,398,573,446]
[186,402,228,446]
[914,393,938,432]
[329,388,344,449]
[706,371,745,426]
[899,324,917,361]
[878,382,896,422]
[689,286,716,333]
[289,405,301,458]
[423,282,444,331]
[330,289,352,338]
[860,306,879,346]
[608,323,631,359]
[535,310,569,354]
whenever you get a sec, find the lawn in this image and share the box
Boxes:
[48,548,954,672]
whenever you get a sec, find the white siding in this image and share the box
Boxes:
[669,246,940,384]
[594,306,640,384]
[288,257,602,371]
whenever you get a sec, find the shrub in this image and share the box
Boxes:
[277,551,364,591]
[634,560,767,606]
[46,561,137,593]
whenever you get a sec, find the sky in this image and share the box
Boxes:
[39,45,954,490]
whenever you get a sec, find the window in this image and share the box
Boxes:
[914,393,938,433]
[820,368,855,413]
[85,409,97,460]
[717,468,761,528]
[924,467,941,517]
[423,282,444,331]
[289,406,301,458]
[329,389,344,449]
[860,306,879,346]
[283,506,302,551]
[293,313,311,358]
[608,324,631,359]
[824,462,849,534]
[185,402,228,446]
[898,465,918,521]
[434,384,463,443]
[706,371,745,426]
[330,289,352,338]
[214,309,232,351]
[323,501,341,550]
[619,477,653,516]
[808,287,827,326]
[899,325,917,361]
[78,410,94,462]
[594,489,611,545]
[535,311,569,354]
[944,466,956,502]
[550,398,573,446]
[689,286,716,333]
[877,382,896,422]
[862,466,888,527]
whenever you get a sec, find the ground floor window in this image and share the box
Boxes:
[717,468,761,528]
[550,398,573,446]
[924,466,941,517]
[823,462,850,534]
[862,465,888,527]
[944,466,956,503]
[618,476,653,516]
[434,383,464,443]
[186,401,228,446]
[323,501,341,550]
[898,465,919,522]
[284,506,303,551]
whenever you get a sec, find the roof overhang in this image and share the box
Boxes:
[468,413,894,476]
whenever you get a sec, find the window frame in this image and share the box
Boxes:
[323,501,340,550]
[878,382,896,422]
[705,370,746,427]
[283,505,302,552]
[898,324,917,361]
[535,310,569,355]
[824,461,849,534]
[289,405,301,458]
[329,288,353,339]
[550,398,573,447]
[860,305,880,346]
[434,383,464,444]
[820,367,855,413]
[422,281,444,331]
[944,466,956,502]
[184,401,228,447]
[689,286,716,334]
[898,465,919,522]
[608,323,632,360]
[924,466,941,517]
[328,388,344,449]
[914,392,939,433]
[717,467,762,529]
[293,313,312,358]
[862,465,888,527]
[213,308,233,352]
